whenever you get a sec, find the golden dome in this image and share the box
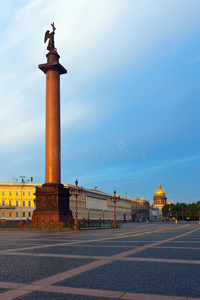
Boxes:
[155,183,165,195]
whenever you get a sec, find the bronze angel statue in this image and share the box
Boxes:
[44,22,56,51]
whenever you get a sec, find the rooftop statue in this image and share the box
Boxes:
[44,22,56,51]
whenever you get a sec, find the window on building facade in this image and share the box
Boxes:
[9,200,12,206]
[23,201,25,207]
[9,212,12,218]
[23,212,25,218]
[9,192,12,196]
[2,191,5,195]
[2,212,5,217]
[2,201,5,206]
[16,201,18,207]
[28,201,31,207]
[28,192,31,196]
[16,192,19,196]
[16,211,19,218]
[23,192,25,196]
[28,212,31,218]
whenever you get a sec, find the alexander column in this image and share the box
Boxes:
[32,23,73,224]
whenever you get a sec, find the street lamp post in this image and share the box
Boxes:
[87,208,90,222]
[87,208,90,228]
[110,190,120,228]
[70,179,83,230]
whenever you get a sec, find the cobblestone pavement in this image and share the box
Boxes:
[0,223,199,299]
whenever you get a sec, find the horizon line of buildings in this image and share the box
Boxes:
[0,181,170,223]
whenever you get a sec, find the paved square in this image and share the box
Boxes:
[55,260,200,298]
[15,291,117,300]
[0,223,199,299]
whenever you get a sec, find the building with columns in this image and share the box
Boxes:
[0,182,132,222]
[64,185,132,222]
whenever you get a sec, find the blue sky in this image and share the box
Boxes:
[0,0,200,204]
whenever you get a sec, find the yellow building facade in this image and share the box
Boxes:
[0,182,42,220]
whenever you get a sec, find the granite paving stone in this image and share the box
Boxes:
[0,255,95,284]
[128,248,200,260]
[0,244,38,251]
[0,243,64,252]
[86,241,152,246]
[183,233,200,236]
[114,237,160,241]
[174,234,200,239]
[19,246,126,256]
[173,238,199,241]
[15,291,117,300]
[156,242,200,248]
[55,261,200,298]
[118,235,180,241]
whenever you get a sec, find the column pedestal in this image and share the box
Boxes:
[32,184,73,223]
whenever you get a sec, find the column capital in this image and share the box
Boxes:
[39,50,67,75]
[38,61,67,74]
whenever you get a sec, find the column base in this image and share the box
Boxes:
[32,183,73,224]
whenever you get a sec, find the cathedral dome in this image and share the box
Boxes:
[155,184,165,196]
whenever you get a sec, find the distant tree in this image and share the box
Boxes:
[162,204,170,218]
[162,201,200,221]
[188,203,199,221]
[176,203,187,221]
[169,203,177,218]
[197,202,200,221]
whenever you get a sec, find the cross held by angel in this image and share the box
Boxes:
[44,22,56,51]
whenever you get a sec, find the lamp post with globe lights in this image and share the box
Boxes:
[110,190,120,228]
[70,179,83,230]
